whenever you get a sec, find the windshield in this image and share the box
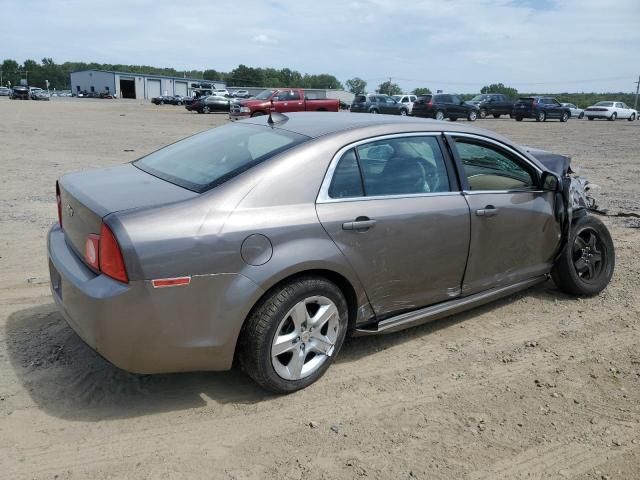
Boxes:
[471,94,490,101]
[134,124,310,193]
[255,89,276,100]
[594,101,614,107]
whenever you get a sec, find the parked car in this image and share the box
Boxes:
[392,94,417,114]
[562,103,584,119]
[185,95,230,113]
[229,88,340,120]
[232,90,251,98]
[48,112,614,393]
[466,93,514,119]
[411,93,479,121]
[0,86,11,96]
[31,90,51,101]
[584,101,637,121]
[151,95,175,105]
[213,89,230,97]
[513,97,571,122]
[11,85,30,100]
[350,94,410,116]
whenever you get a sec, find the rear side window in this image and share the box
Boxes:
[415,95,432,104]
[328,136,450,199]
[354,95,366,103]
[134,124,309,193]
[454,139,536,191]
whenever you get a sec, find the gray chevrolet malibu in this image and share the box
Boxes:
[48,112,614,392]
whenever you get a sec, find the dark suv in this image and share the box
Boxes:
[350,94,409,115]
[412,94,478,121]
[513,97,571,122]
[466,93,514,119]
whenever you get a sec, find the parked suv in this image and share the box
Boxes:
[513,97,570,122]
[350,94,410,115]
[392,94,417,114]
[412,93,478,121]
[466,93,514,119]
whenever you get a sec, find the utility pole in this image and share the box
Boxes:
[634,75,640,111]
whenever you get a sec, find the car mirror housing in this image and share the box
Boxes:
[541,172,560,192]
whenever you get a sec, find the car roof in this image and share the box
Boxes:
[239,111,501,140]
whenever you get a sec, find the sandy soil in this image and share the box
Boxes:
[0,98,639,479]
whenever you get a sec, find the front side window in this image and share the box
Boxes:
[135,124,309,193]
[454,140,537,191]
[328,136,450,199]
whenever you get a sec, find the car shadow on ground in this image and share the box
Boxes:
[5,281,572,422]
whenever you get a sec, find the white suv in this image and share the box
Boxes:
[392,94,417,114]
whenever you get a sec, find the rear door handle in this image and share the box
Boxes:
[475,206,498,217]
[342,217,376,231]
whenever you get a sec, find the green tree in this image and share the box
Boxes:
[377,80,402,96]
[203,69,223,81]
[1,59,20,86]
[480,83,518,99]
[412,87,432,96]
[346,77,367,95]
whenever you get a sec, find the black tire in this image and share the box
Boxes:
[608,112,616,121]
[479,108,487,119]
[560,112,569,122]
[588,116,594,121]
[399,108,408,116]
[251,111,265,117]
[536,111,546,122]
[435,110,445,121]
[370,109,379,114]
[202,105,211,114]
[450,117,458,122]
[493,113,501,119]
[467,110,477,121]
[515,116,523,122]
[551,215,615,296]
[177,101,183,106]
[628,113,636,121]
[238,277,349,393]
[579,112,584,119]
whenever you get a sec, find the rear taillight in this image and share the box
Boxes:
[81,224,129,283]
[56,181,62,228]
[99,223,129,283]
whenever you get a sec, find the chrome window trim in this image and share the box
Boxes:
[316,132,448,204]
[445,131,543,175]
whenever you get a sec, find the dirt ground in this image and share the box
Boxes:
[1,98,639,480]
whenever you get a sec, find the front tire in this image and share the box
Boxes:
[560,112,569,122]
[608,112,617,121]
[493,113,501,119]
[370,109,379,114]
[399,108,408,116]
[479,108,487,119]
[239,277,349,393]
[202,105,211,114]
[515,116,523,122]
[251,111,265,117]
[579,112,584,119]
[552,215,615,296]
[629,113,636,121]
[435,110,445,121]
[536,111,546,122]
[467,110,477,121]
[588,116,594,121]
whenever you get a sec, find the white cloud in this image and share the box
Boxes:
[0,0,638,92]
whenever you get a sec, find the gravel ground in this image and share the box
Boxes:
[1,97,639,479]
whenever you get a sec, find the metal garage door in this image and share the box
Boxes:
[147,79,161,99]
[175,81,188,97]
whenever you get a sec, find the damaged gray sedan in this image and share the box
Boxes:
[48,112,614,393]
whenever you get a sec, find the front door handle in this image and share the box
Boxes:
[342,216,376,231]
[475,206,498,217]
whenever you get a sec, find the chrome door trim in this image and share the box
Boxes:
[316,132,446,204]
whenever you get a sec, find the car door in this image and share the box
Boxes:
[382,96,398,114]
[616,102,629,118]
[316,134,470,317]
[447,133,561,295]
[272,90,304,113]
[450,95,465,117]
[548,98,563,118]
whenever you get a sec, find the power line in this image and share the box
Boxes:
[363,75,636,87]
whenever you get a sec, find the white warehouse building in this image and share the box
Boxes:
[69,70,226,99]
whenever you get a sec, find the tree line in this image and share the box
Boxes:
[1,58,634,108]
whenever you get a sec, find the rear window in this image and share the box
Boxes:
[594,102,614,107]
[134,124,309,193]
[354,95,367,103]
[414,95,432,104]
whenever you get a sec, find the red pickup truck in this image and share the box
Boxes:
[229,88,340,121]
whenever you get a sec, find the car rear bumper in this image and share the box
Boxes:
[47,224,264,374]
[584,111,611,118]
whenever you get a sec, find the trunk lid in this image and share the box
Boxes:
[58,163,197,259]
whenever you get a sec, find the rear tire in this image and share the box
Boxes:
[579,112,584,119]
[399,109,408,116]
[588,116,594,121]
[238,277,349,393]
[435,110,445,121]
[551,215,615,296]
[370,109,379,114]
[467,110,477,121]
[536,111,546,122]
[450,117,458,122]
[493,114,501,118]
[479,109,487,119]
[202,105,211,114]
[515,116,523,122]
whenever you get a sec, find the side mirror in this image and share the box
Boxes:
[541,172,560,192]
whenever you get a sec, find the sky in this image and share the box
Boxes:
[1,0,639,93]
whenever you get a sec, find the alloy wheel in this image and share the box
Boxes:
[572,228,604,282]
[435,111,445,121]
[271,296,340,381]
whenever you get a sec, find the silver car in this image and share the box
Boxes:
[48,112,615,392]
[561,103,584,119]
